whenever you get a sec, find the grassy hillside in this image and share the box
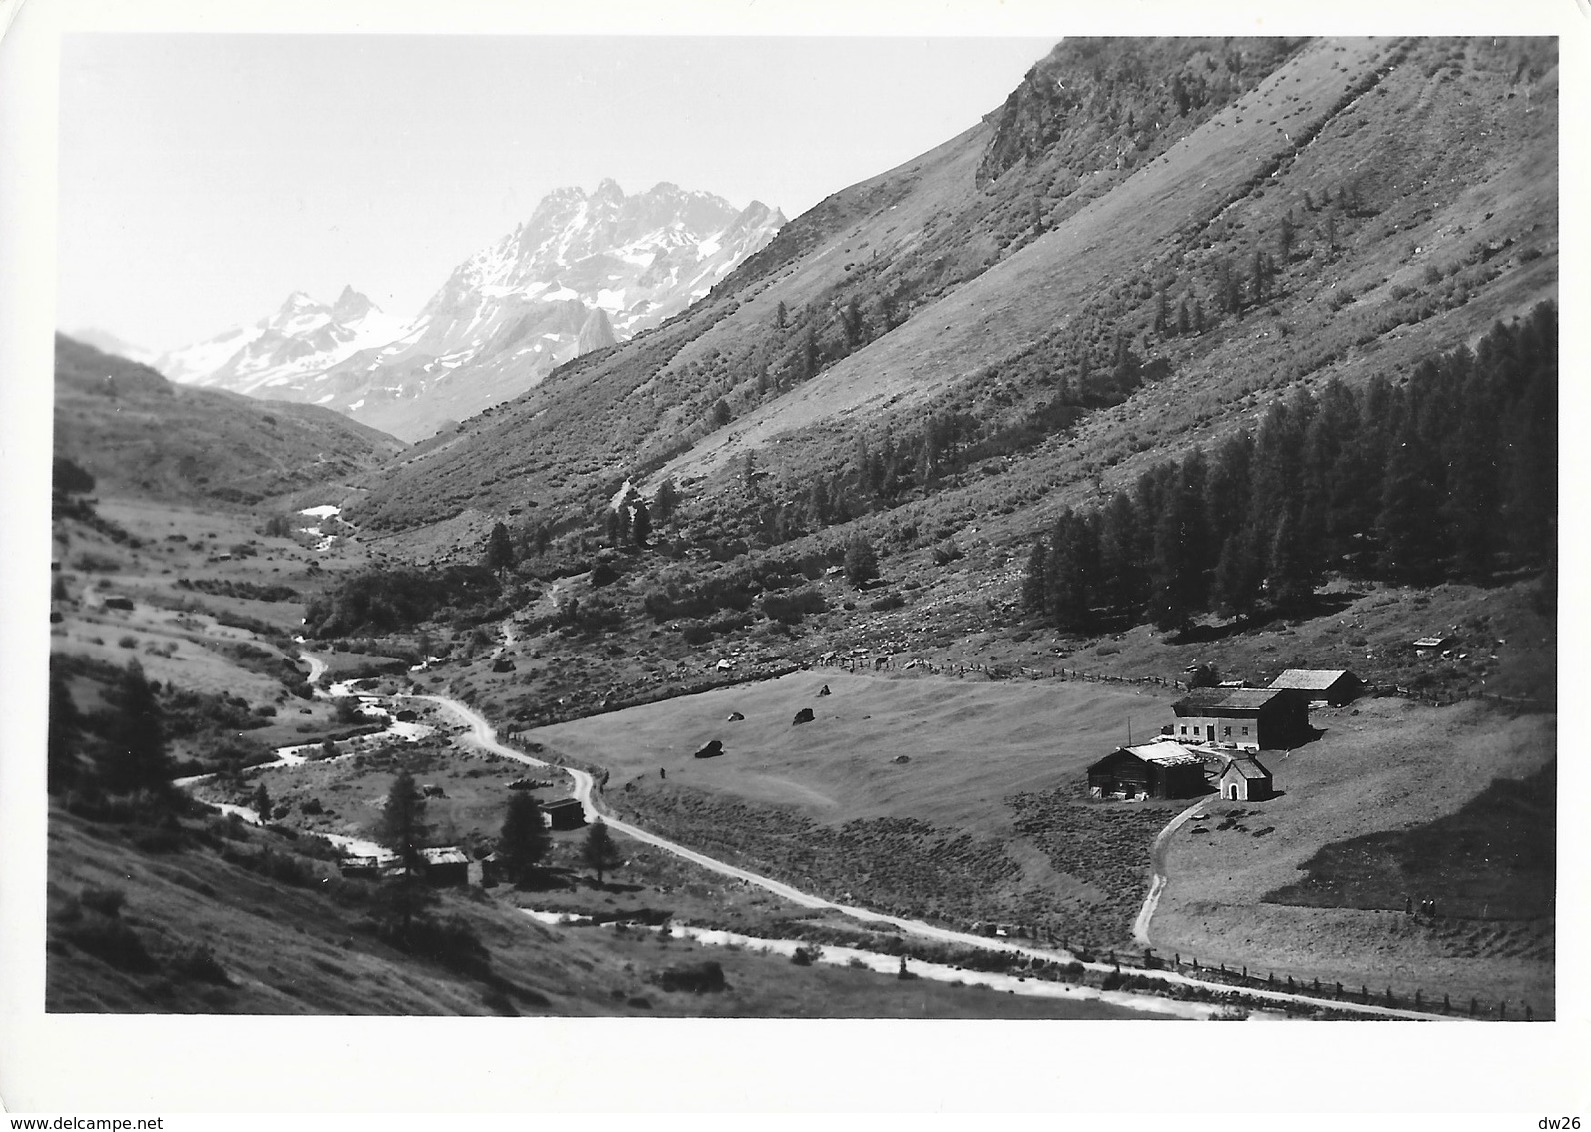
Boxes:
[48,802,1146,1018]
[54,334,406,507]
[1151,697,1554,1013]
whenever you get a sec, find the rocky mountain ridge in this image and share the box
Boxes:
[149,181,784,442]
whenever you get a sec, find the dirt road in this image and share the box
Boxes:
[1132,798,1208,947]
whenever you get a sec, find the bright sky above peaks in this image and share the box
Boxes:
[57,34,1056,354]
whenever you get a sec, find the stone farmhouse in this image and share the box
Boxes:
[1170,687,1310,751]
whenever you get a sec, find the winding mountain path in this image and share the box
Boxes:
[1132,798,1208,947]
[407,690,1454,1021]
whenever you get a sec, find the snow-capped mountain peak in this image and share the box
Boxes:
[152,180,782,441]
[154,286,405,395]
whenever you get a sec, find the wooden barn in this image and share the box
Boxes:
[540,797,586,831]
[1266,668,1363,706]
[1171,687,1310,751]
[1087,742,1209,800]
[418,846,471,887]
[1218,755,1274,802]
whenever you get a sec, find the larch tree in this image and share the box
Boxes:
[485,521,516,578]
[110,660,171,796]
[1021,542,1048,615]
[844,534,879,589]
[581,819,624,886]
[377,769,436,938]
[630,499,652,548]
[497,793,551,886]
[653,478,679,525]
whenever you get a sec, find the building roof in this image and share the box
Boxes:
[541,797,584,812]
[340,852,400,868]
[1268,669,1358,691]
[1173,688,1235,712]
[1119,742,1208,768]
[1412,637,1448,648]
[419,846,471,867]
[1222,755,1272,780]
[1173,687,1287,714]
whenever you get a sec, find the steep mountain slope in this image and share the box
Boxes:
[351,36,1555,554]
[154,287,406,397]
[54,334,406,506]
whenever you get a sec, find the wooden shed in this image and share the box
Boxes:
[1171,688,1310,751]
[540,797,586,831]
[1267,669,1363,706]
[1217,755,1274,802]
[1087,743,1209,800]
[419,846,471,887]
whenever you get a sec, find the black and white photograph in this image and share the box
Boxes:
[0,0,1582,1120]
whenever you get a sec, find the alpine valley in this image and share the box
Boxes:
[45,37,1558,1025]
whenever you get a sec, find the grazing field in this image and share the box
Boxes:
[531,670,1193,943]
[529,666,1557,1005]
[1150,697,1555,1013]
[532,669,1174,833]
[1266,760,1554,920]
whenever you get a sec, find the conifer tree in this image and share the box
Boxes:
[485,521,516,578]
[631,499,652,547]
[1203,432,1253,553]
[1376,426,1445,583]
[1211,526,1264,618]
[1266,511,1314,609]
[1022,542,1048,614]
[653,478,679,525]
[377,769,436,937]
[110,660,170,796]
[844,533,879,589]
[1046,510,1098,632]
[1096,491,1143,615]
[1147,456,1208,630]
[497,793,551,885]
[581,819,624,886]
[1441,373,1501,579]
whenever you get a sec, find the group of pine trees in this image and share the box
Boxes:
[492,790,623,886]
[48,658,174,800]
[1024,302,1556,634]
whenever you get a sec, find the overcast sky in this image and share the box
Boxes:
[57,34,1056,353]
